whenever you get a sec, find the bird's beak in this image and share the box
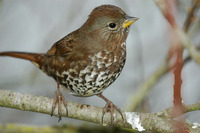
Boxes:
[123,16,139,28]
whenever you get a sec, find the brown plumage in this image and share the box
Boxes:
[0,5,138,126]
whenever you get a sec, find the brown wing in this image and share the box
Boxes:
[46,33,76,56]
[44,30,88,78]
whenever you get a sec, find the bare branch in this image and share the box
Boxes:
[184,0,200,32]
[0,89,200,132]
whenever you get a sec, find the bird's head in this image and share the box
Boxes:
[81,5,138,45]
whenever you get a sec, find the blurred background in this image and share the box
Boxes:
[0,0,199,128]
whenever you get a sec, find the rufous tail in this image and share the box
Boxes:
[0,51,45,68]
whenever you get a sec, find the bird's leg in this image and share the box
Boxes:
[51,83,68,122]
[97,93,124,126]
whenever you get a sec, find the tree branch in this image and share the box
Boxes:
[0,89,200,132]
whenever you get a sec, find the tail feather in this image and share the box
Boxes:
[0,51,44,67]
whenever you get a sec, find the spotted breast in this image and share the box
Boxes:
[57,42,126,97]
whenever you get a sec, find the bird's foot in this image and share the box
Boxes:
[51,83,68,122]
[97,93,124,127]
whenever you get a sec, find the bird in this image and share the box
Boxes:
[0,4,138,126]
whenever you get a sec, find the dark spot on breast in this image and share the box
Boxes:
[66,80,70,85]
[74,80,79,84]
[69,77,73,82]
[99,79,104,82]
[101,51,106,57]
[70,71,77,78]
[100,63,106,68]
[89,81,93,86]
[80,80,86,85]
[92,89,97,93]
[83,85,87,88]
[83,91,88,95]
[63,74,68,80]
[74,84,78,87]
[69,84,73,89]
[102,73,107,77]
[80,74,86,80]
[93,75,98,81]
[88,67,94,72]
[70,87,75,93]
[88,87,92,90]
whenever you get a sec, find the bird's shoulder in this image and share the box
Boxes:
[46,31,78,56]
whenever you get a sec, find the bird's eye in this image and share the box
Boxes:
[108,23,116,29]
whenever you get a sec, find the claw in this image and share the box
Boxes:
[51,83,68,122]
[58,112,62,122]
[101,105,107,124]
[97,93,124,127]
[62,99,68,116]
[51,106,55,117]
[51,94,58,117]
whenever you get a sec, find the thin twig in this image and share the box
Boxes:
[155,0,200,65]
[184,0,200,32]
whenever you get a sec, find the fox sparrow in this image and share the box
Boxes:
[0,5,138,125]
